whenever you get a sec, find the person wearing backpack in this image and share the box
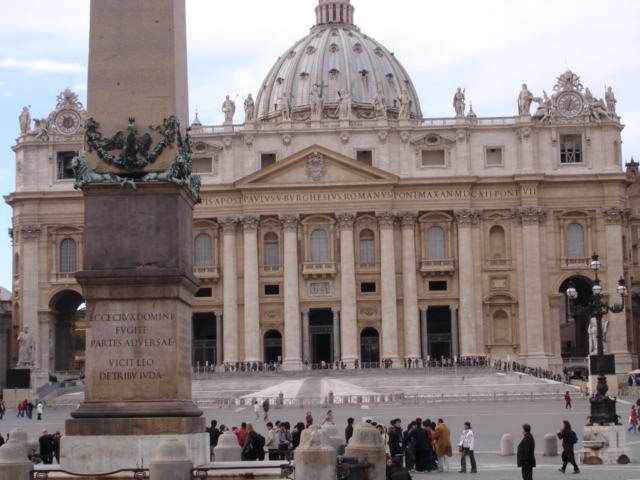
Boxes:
[242,423,261,461]
[557,420,579,474]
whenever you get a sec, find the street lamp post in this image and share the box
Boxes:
[565,253,627,425]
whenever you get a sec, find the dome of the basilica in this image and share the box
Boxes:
[254,0,422,122]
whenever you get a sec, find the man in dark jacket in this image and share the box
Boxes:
[388,419,404,462]
[557,420,579,474]
[345,417,354,443]
[39,430,55,464]
[517,424,536,480]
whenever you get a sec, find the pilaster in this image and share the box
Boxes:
[376,211,399,362]
[337,212,357,364]
[399,212,420,359]
[280,214,302,369]
[220,217,239,364]
[242,215,260,363]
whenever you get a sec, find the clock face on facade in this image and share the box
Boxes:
[557,92,584,117]
[54,110,81,134]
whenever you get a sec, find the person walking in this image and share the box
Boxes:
[0,399,5,420]
[253,400,260,421]
[517,423,536,480]
[262,398,270,422]
[36,401,43,421]
[345,417,354,444]
[564,391,572,409]
[0,432,5,447]
[53,431,61,464]
[434,418,452,472]
[557,420,579,473]
[629,405,638,434]
[458,421,477,473]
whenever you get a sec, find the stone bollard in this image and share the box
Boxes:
[321,422,344,454]
[0,429,33,480]
[500,433,514,456]
[213,431,242,462]
[149,439,193,480]
[295,426,337,480]
[344,422,386,480]
[277,391,284,407]
[543,433,558,457]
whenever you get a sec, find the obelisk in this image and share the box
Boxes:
[62,0,206,472]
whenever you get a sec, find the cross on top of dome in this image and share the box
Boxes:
[316,0,355,26]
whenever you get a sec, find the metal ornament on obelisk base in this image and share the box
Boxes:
[61,0,206,473]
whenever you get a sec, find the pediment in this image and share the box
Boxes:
[235,145,398,188]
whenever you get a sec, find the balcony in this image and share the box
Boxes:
[486,257,512,270]
[194,266,220,281]
[561,257,590,269]
[419,259,456,276]
[302,261,337,279]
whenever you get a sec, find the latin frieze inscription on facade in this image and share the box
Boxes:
[201,186,536,208]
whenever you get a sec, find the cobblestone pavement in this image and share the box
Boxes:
[2,397,639,478]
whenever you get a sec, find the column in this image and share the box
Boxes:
[281,214,302,369]
[602,206,632,371]
[451,305,460,358]
[221,217,239,364]
[302,309,310,364]
[377,211,400,362]
[242,215,260,362]
[400,212,420,359]
[337,212,357,364]
[455,210,480,356]
[215,311,223,366]
[19,224,41,368]
[515,207,547,363]
[332,308,341,363]
[420,308,428,359]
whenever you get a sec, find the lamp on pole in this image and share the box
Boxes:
[565,253,627,425]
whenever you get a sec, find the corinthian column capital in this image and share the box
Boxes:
[512,207,547,225]
[376,210,396,228]
[454,209,480,226]
[219,216,239,234]
[399,211,418,228]
[336,212,357,230]
[241,215,260,232]
[602,206,628,225]
[279,214,299,232]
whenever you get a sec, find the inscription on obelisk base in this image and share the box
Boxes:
[61,0,207,472]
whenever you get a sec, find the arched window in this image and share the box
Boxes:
[263,232,280,268]
[359,229,375,267]
[566,223,585,259]
[59,238,77,273]
[194,233,213,267]
[310,228,329,262]
[489,225,506,259]
[426,226,445,261]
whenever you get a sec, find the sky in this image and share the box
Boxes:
[0,0,639,291]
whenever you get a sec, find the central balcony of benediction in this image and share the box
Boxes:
[419,259,456,276]
[302,261,337,279]
[193,266,220,281]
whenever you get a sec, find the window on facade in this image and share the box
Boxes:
[359,229,375,266]
[263,232,280,268]
[426,226,445,260]
[195,288,212,297]
[261,153,276,169]
[488,225,506,259]
[192,157,212,173]
[194,233,213,267]
[421,149,445,167]
[56,151,77,180]
[356,150,373,165]
[560,135,582,163]
[264,284,280,296]
[565,223,585,259]
[309,228,329,262]
[59,238,77,273]
[486,147,503,166]
[360,282,376,293]
[428,280,447,291]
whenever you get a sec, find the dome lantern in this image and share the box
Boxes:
[315,0,354,26]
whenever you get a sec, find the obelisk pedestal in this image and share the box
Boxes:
[62,0,206,472]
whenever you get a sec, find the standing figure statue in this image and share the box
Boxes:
[518,84,534,115]
[605,86,617,115]
[587,317,600,355]
[453,87,466,117]
[373,88,387,118]
[337,89,351,120]
[222,95,236,123]
[244,94,255,123]
[19,106,31,135]
[17,326,36,367]
[278,92,291,121]
[398,86,412,119]
[309,84,323,120]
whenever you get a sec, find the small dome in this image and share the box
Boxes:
[255,0,422,122]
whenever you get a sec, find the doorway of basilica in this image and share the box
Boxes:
[192,313,216,367]
[559,276,592,359]
[427,306,452,359]
[360,327,380,365]
[310,308,333,364]
[264,330,282,364]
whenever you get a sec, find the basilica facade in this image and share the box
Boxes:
[5,0,639,377]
